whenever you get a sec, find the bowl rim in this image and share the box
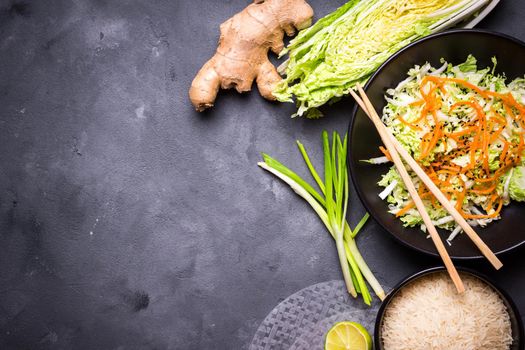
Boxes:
[373,266,524,350]
[347,28,525,260]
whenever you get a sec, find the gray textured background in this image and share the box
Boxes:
[0,0,524,349]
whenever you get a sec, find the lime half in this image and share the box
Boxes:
[324,321,372,350]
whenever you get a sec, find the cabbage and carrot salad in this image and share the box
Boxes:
[373,56,525,243]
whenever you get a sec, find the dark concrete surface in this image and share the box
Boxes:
[0,0,524,349]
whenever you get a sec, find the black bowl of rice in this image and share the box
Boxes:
[374,266,523,350]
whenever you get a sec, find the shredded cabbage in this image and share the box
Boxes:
[376,56,525,241]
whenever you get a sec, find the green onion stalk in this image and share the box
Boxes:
[258,131,385,305]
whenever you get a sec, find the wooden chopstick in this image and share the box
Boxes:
[349,88,465,293]
[352,84,503,270]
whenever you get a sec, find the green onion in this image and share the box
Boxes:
[258,131,385,304]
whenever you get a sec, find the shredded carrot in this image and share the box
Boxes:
[471,181,497,195]
[391,73,525,223]
[395,201,415,217]
[395,193,432,217]
[441,165,461,172]
[486,193,499,212]
[409,99,424,107]
[379,146,392,161]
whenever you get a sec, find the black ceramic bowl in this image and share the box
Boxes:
[348,29,525,258]
[374,266,524,350]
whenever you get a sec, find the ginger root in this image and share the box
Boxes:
[189,0,314,112]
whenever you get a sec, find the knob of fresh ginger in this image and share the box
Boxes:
[189,0,314,112]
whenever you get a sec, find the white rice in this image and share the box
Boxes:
[381,272,513,350]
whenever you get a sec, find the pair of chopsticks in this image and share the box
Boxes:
[350,84,503,294]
